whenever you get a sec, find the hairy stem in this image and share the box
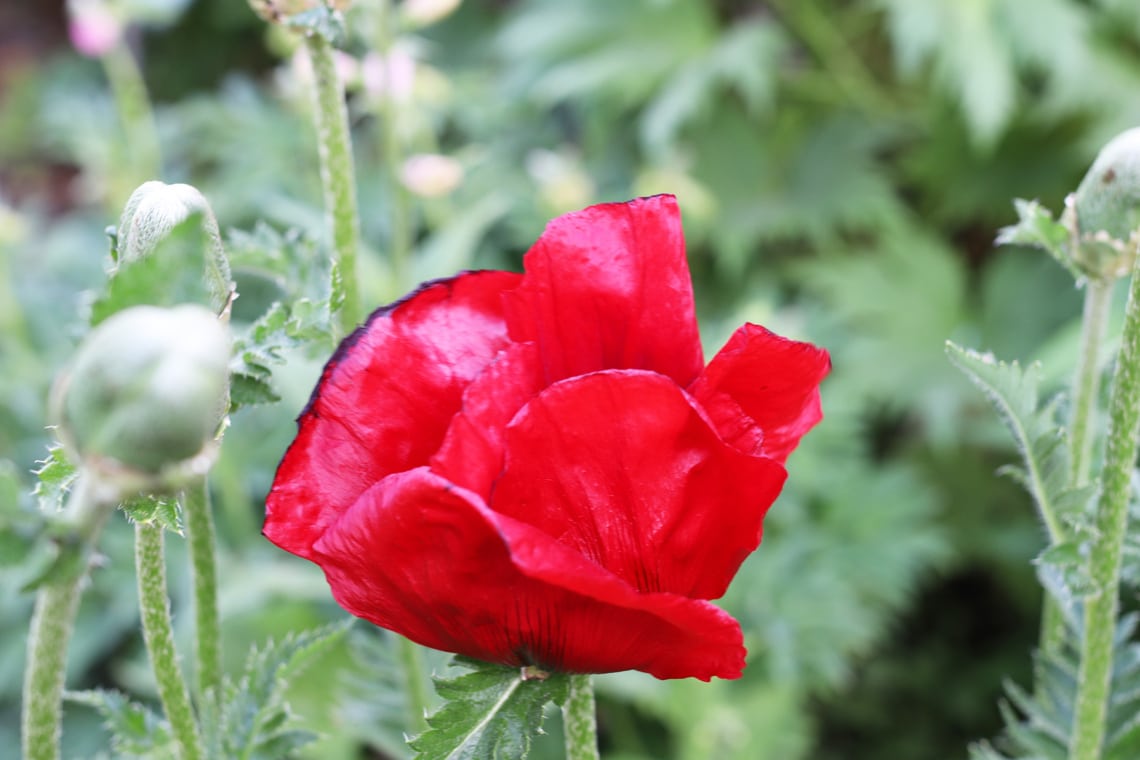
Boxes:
[1038,279,1112,673]
[1070,270,1140,758]
[398,636,430,733]
[374,0,413,293]
[136,522,204,760]
[102,40,161,201]
[182,482,222,700]
[21,476,112,760]
[563,674,599,760]
[1070,279,1112,487]
[304,31,362,337]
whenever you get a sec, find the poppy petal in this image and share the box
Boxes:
[312,467,746,680]
[264,270,521,560]
[491,370,787,601]
[430,342,545,499]
[503,195,704,386]
[689,324,831,463]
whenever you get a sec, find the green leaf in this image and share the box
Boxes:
[946,342,1094,546]
[975,615,1140,758]
[996,198,1079,280]
[90,215,219,325]
[119,494,182,535]
[33,444,78,513]
[65,688,174,758]
[410,657,569,760]
[201,621,350,759]
[338,628,437,758]
[283,5,347,45]
[229,297,333,412]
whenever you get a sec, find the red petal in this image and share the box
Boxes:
[503,195,704,386]
[689,324,831,463]
[312,467,745,680]
[264,271,521,560]
[491,371,787,601]
[430,342,545,499]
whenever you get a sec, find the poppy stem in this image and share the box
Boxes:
[101,38,161,204]
[21,476,112,760]
[1069,267,1140,758]
[1037,278,1112,677]
[562,674,599,760]
[182,481,222,701]
[136,521,205,760]
[303,30,363,338]
[373,0,413,295]
[399,636,429,732]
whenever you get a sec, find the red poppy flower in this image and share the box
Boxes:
[264,195,829,680]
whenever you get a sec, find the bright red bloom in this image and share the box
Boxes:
[264,195,829,680]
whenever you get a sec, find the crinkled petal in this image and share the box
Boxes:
[264,271,521,560]
[503,195,704,386]
[430,342,545,499]
[491,371,787,601]
[689,324,831,463]
[312,467,745,680]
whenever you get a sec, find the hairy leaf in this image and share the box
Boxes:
[410,657,569,760]
[946,342,1095,549]
[996,198,1079,279]
[200,621,349,759]
[65,689,174,758]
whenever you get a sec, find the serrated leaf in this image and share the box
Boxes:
[283,5,346,45]
[976,614,1140,757]
[338,628,429,758]
[33,444,78,513]
[90,215,220,325]
[410,657,568,760]
[946,342,1093,545]
[996,198,1079,279]
[119,494,182,535]
[65,688,174,758]
[229,297,332,412]
[201,621,350,759]
[1035,541,1097,601]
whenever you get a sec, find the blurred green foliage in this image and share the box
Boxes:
[4,0,1140,757]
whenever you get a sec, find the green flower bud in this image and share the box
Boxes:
[116,181,232,311]
[1071,127,1140,279]
[54,305,230,483]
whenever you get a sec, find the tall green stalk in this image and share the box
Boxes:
[1038,279,1112,667]
[21,476,113,760]
[182,482,222,700]
[304,31,363,336]
[1069,267,1140,758]
[136,522,205,760]
[563,674,599,760]
[101,41,161,203]
[374,0,413,293]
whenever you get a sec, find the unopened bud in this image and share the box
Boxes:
[402,0,462,28]
[68,0,123,58]
[116,181,233,310]
[1071,127,1140,278]
[54,305,230,482]
[400,154,463,198]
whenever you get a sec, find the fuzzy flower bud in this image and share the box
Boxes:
[402,0,462,28]
[54,305,230,483]
[400,153,463,198]
[67,0,123,58]
[1071,127,1140,279]
[116,181,232,311]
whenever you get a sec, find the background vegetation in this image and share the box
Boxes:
[4,0,1140,757]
